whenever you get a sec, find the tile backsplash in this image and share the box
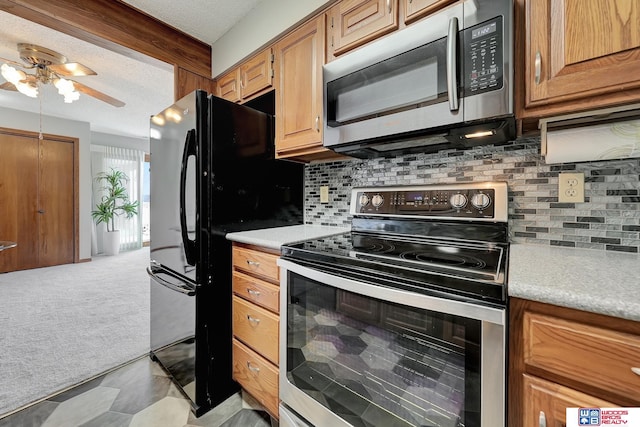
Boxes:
[304,137,640,253]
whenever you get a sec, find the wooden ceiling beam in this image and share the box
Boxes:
[0,0,212,77]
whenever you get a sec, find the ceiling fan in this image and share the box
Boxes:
[0,43,125,107]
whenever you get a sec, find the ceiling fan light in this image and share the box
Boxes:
[63,90,80,103]
[16,81,38,98]
[1,63,27,85]
[54,77,75,95]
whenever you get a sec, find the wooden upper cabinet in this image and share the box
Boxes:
[274,15,336,161]
[402,0,456,24]
[522,0,640,118]
[216,68,241,102]
[240,48,274,100]
[216,48,274,103]
[327,0,399,58]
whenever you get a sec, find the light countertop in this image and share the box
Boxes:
[225,224,349,250]
[508,244,640,321]
[226,226,640,322]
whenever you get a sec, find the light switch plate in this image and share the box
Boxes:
[558,172,584,203]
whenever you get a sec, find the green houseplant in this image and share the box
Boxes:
[91,168,139,255]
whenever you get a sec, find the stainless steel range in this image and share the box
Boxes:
[278,182,509,427]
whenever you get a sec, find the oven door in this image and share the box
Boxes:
[278,258,505,427]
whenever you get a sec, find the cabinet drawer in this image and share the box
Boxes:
[232,295,279,364]
[232,246,279,282]
[523,374,615,427]
[233,339,279,418]
[233,271,279,314]
[524,312,640,402]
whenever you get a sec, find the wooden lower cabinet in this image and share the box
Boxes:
[231,243,281,419]
[509,298,640,427]
[232,339,279,417]
[523,375,615,427]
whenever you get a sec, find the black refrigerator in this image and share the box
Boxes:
[147,90,303,416]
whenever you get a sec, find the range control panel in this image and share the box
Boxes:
[351,182,508,222]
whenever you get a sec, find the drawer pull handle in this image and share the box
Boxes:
[246,260,260,267]
[247,315,261,325]
[539,410,546,427]
[632,367,640,376]
[247,288,261,297]
[247,361,260,373]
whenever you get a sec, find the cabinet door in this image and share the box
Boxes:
[240,48,273,100]
[523,375,616,427]
[274,16,326,159]
[216,68,241,102]
[402,0,456,24]
[328,0,399,57]
[525,0,640,112]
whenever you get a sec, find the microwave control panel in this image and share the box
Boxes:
[463,16,504,95]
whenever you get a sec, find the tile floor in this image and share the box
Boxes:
[0,356,275,427]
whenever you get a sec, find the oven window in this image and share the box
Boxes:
[286,272,481,427]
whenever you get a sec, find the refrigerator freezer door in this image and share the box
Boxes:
[150,90,203,281]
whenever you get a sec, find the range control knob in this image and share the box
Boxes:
[359,194,370,207]
[471,193,491,210]
[371,194,384,207]
[449,193,468,209]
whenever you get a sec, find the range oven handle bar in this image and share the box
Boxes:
[147,262,196,296]
[278,258,505,325]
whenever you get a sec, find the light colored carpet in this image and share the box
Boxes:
[0,247,150,417]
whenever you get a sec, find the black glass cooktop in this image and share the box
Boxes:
[281,231,509,305]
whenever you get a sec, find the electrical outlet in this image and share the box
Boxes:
[320,186,329,203]
[558,172,584,203]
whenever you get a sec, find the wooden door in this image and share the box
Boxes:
[0,130,76,272]
[0,133,39,272]
[38,139,74,267]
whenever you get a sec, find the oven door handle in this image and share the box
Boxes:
[277,258,505,325]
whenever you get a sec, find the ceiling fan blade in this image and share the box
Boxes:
[49,62,97,76]
[0,81,18,91]
[71,80,125,108]
[0,56,31,69]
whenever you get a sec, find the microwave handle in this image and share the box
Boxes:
[447,17,459,111]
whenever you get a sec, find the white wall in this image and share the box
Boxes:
[210,0,333,77]
[0,106,93,260]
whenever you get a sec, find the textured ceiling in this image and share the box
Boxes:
[0,1,264,140]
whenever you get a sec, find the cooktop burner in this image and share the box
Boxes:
[281,183,510,305]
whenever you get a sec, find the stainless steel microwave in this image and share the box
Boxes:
[323,0,515,159]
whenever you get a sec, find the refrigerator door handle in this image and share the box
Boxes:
[147,262,196,296]
[180,129,198,266]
